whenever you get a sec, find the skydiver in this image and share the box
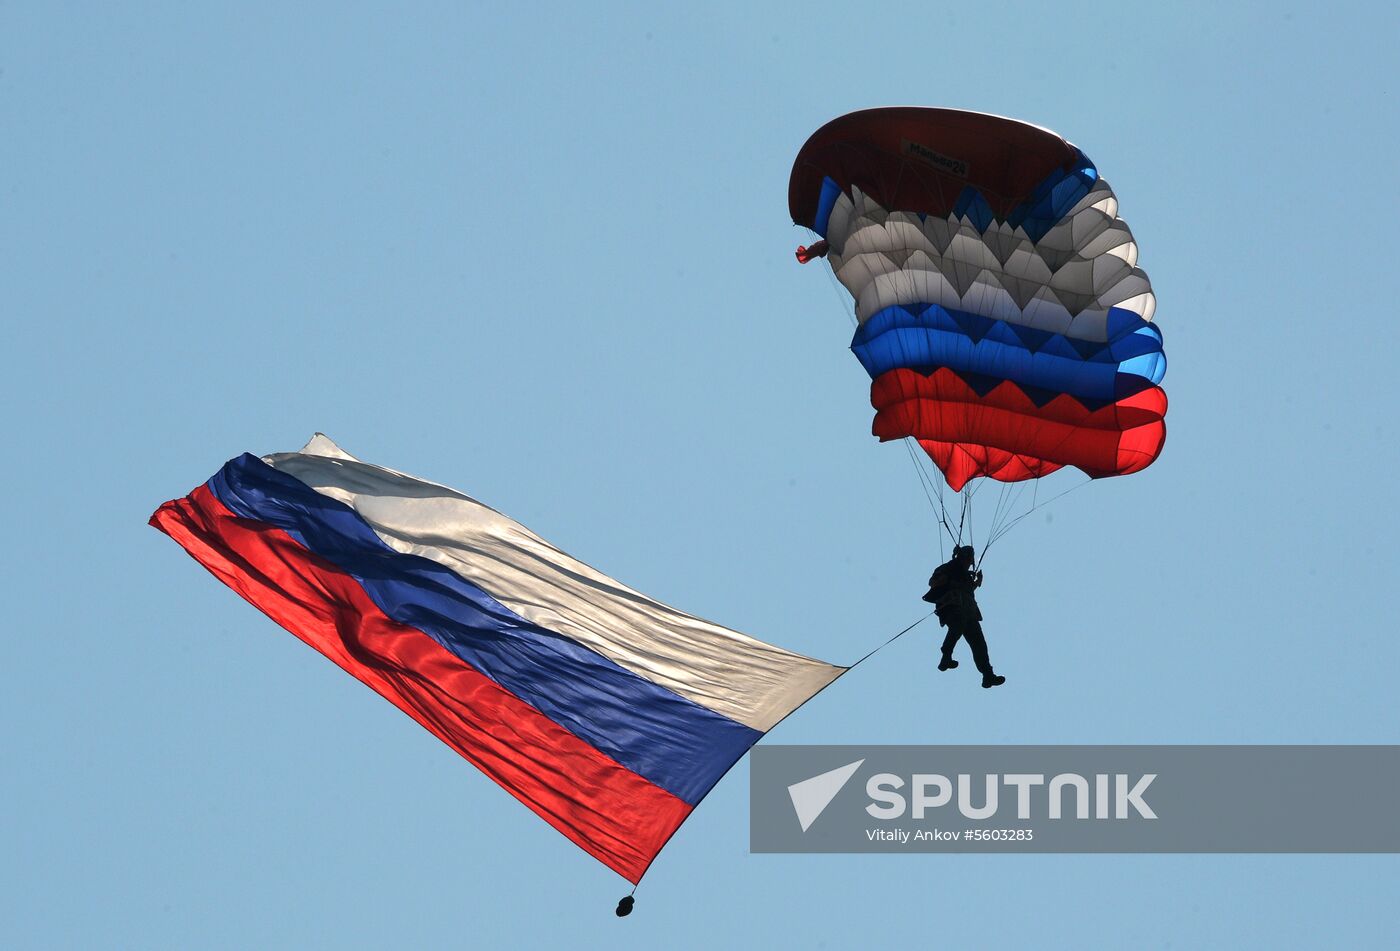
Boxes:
[922,545,1005,688]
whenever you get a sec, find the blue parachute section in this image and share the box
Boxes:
[1005,149,1098,241]
[851,303,1165,405]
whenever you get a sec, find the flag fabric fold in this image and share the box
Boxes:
[151,434,844,882]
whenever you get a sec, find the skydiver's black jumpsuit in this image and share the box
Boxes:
[923,559,994,676]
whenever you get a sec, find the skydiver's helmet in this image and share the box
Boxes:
[953,545,975,565]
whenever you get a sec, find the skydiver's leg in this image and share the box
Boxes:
[963,621,993,675]
[964,621,1006,688]
[938,625,961,670]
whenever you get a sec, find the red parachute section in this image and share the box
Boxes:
[870,369,1166,491]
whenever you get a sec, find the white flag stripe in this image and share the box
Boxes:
[262,435,845,732]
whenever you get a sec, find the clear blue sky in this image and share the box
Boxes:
[5,1,1398,947]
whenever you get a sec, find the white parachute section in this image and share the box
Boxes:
[823,180,1156,343]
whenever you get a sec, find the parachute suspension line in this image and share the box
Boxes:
[903,438,956,546]
[955,489,970,546]
[985,480,1011,552]
[908,440,956,560]
[982,487,999,557]
[984,479,1073,551]
[982,478,1031,562]
[980,474,1091,563]
[822,256,859,330]
[996,482,1024,544]
[916,436,954,527]
[934,455,951,561]
[965,476,991,545]
[966,484,975,550]
[960,473,991,547]
[930,448,953,561]
[900,438,938,514]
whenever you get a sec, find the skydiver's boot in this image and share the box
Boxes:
[938,654,958,671]
[981,673,1006,688]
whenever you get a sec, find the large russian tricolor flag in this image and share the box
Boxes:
[151,435,845,883]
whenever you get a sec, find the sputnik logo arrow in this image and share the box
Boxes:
[787,759,865,832]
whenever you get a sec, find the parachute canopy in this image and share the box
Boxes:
[791,108,1166,490]
[151,435,844,883]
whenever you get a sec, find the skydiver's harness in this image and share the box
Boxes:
[923,566,982,627]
